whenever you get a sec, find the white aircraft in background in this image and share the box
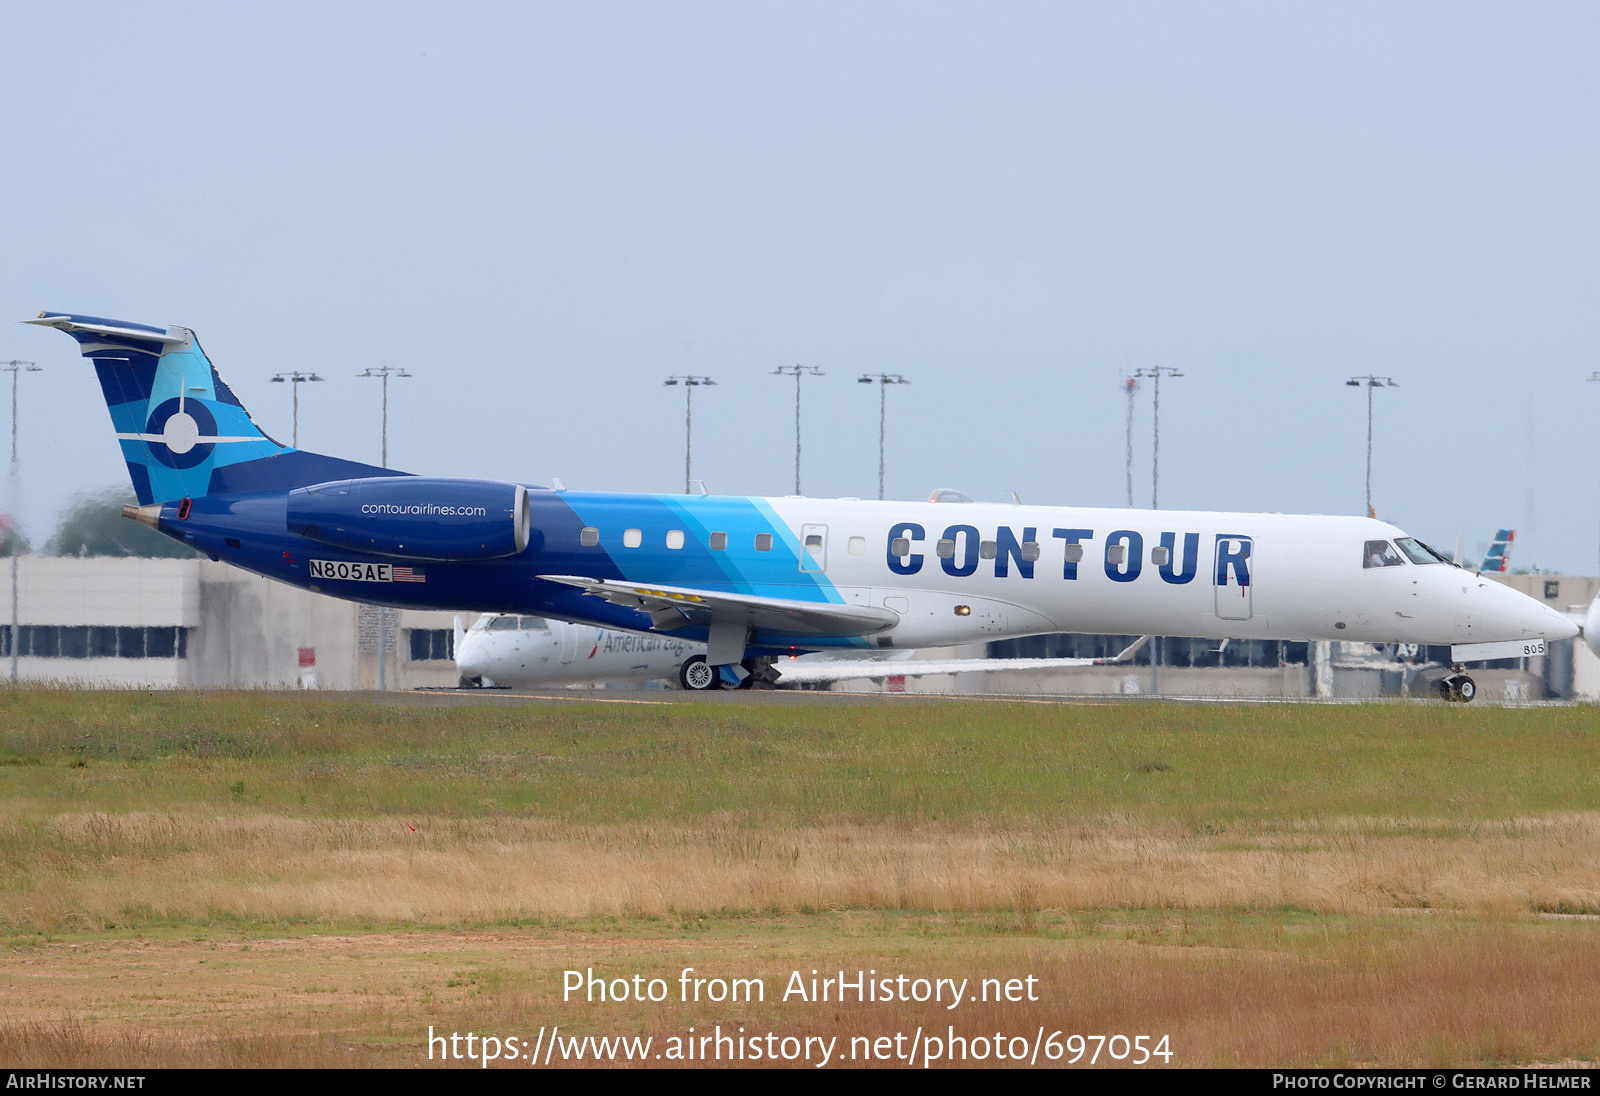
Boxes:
[454,613,701,688]
[453,612,1141,690]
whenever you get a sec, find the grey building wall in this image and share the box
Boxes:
[3,556,460,690]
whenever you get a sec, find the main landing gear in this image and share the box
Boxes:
[677,655,779,691]
[1438,666,1477,703]
[679,655,719,691]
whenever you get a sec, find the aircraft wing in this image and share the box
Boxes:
[536,575,899,638]
[774,635,1147,684]
[773,654,1120,684]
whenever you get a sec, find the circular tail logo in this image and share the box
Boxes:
[143,397,219,469]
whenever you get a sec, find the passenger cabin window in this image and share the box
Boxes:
[755,533,772,552]
[1151,545,1170,566]
[848,536,866,555]
[623,528,643,548]
[935,538,956,559]
[666,529,685,550]
[1106,544,1125,565]
[709,532,727,551]
[805,534,823,549]
[1062,544,1084,563]
[580,527,600,547]
[979,540,998,560]
[1022,541,1041,561]
[890,537,911,556]
[1364,540,1404,568]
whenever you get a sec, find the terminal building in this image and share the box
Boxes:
[1,556,460,691]
[1,557,1596,700]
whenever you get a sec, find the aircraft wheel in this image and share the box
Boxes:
[679,655,721,691]
[1439,673,1477,702]
[735,658,762,689]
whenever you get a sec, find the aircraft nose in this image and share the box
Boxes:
[1544,600,1581,641]
[1487,580,1579,641]
[456,642,489,676]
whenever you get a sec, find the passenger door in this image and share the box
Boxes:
[799,524,828,572]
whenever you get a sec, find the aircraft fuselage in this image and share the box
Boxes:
[156,488,1566,656]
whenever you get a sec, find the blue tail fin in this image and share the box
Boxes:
[28,312,398,504]
[1481,528,1515,573]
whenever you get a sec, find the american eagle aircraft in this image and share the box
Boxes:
[29,311,1577,701]
[453,612,1142,690]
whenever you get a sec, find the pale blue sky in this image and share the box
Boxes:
[4,1,1599,572]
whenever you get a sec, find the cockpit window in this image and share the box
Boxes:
[1364,540,1405,568]
[487,616,522,631]
[1395,537,1450,565]
[517,616,550,630]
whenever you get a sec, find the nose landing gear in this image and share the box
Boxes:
[1438,667,1477,703]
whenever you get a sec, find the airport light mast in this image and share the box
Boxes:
[1346,375,1399,518]
[1129,366,1183,695]
[5,360,41,472]
[270,371,324,448]
[858,373,910,501]
[1122,374,1139,507]
[772,365,823,495]
[664,375,716,494]
[357,367,411,468]
[1130,367,1183,509]
[4,360,41,682]
[357,366,412,691]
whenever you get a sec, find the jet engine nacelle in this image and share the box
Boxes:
[286,477,532,561]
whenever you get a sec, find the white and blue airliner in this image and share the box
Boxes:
[29,311,1576,700]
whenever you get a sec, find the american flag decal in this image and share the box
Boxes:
[392,566,427,583]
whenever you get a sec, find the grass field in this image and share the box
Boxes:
[1,687,1597,1068]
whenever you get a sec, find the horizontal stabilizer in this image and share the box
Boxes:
[25,314,188,347]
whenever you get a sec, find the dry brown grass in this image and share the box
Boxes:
[1,922,1597,1067]
[5,810,1600,931]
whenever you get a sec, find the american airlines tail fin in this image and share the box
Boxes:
[1481,528,1515,573]
[26,312,398,505]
